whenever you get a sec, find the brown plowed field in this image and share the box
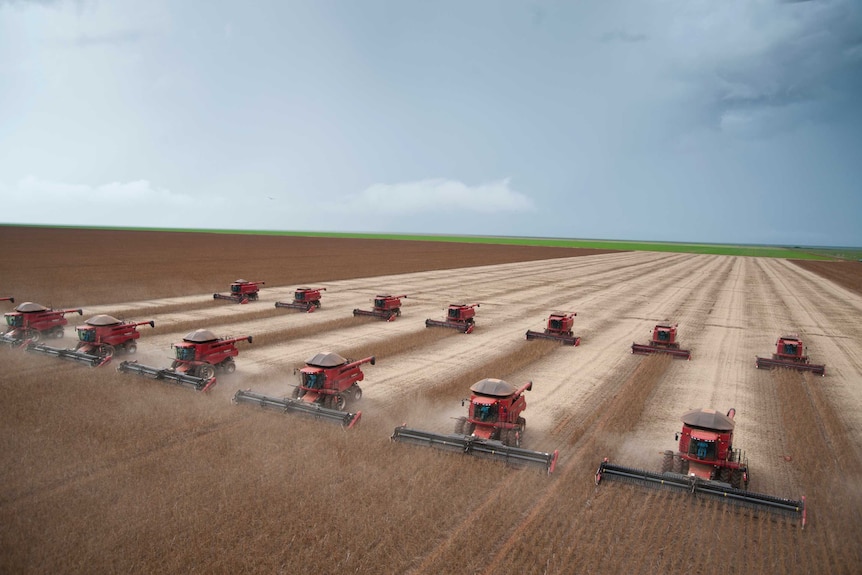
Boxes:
[1,227,861,574]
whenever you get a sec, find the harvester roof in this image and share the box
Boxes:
[681,408,735,431]
[86,314,122,326]
[183,329,218,343]
[305,351,347,368]
[15,302,47,313]
[470,378,516,397]
[234,278,248,283]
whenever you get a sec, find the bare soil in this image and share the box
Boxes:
[2,227,862,574]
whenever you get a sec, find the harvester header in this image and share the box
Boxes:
[756,334,824,376]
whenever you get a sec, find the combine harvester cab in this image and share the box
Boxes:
[425,303,479,334]
[234,351,374,428]
[118,329,252,392]
[526,312,581,346]
[213,279,265,304]
[631,323,691,359]
[392,378,559,473]
[1,302,82,347]
[595,407,806,527]
[756,334,825,376]
[27,314,155,367]
[275,287,326,313]
[353,294,408,322]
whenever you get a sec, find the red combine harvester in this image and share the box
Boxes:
[26,314,155,367]
[756,334,825,376]
[118,329,252,392]
[1,302,82,347]
[595,408,806,526]
[425,303,479,334]
[631,323,691,360]
[275,287,326,313]
[392,378,559,473]
[526,312,581,346]
[234,351,374,428]
[213,279,265,304]
[353,294,408,321]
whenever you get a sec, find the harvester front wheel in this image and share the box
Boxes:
[198,365,216,381]
[661,451,674,474]
[97,344,115,359]
[719,467,732,484]
[26,329,41,343]
[731,470,744,490]
[672,455,683,474]
[332,394,347,411]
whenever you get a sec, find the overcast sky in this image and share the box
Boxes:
[1,0,860,246]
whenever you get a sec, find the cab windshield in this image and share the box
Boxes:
[175,346,196,361]
[6,315,22,327]
[472,402,498,422]
[78,328,96,342]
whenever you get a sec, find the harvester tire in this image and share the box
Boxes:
[51,327,64,339]
[672,455,683,474]
[98,344,114,359]
[719,467,732,484]
[332,394,347,412]
[454,417,467,435]
[291,387,301,399]
[349,385,362,402]
[731,470,743,490]
[126,343,137,354]
[198,364,216,381]
[223,359,236,374]
[26,329,40,343]
[661,451,674,474]
[680,460,689,475]
[517,417,526,432]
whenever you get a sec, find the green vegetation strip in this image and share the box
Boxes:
[1,223,846,260]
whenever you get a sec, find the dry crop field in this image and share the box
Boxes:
[1,227,861,574]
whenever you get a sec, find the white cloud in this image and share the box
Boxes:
[329,178,536,215]
[1,177,200,227]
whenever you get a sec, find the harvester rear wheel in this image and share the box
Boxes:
[454,417,467,435]
[126,342,137,354]
[223,359,236,374]
[51,327,64,339]
[661,451,674,474]
[349,385,362,402]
